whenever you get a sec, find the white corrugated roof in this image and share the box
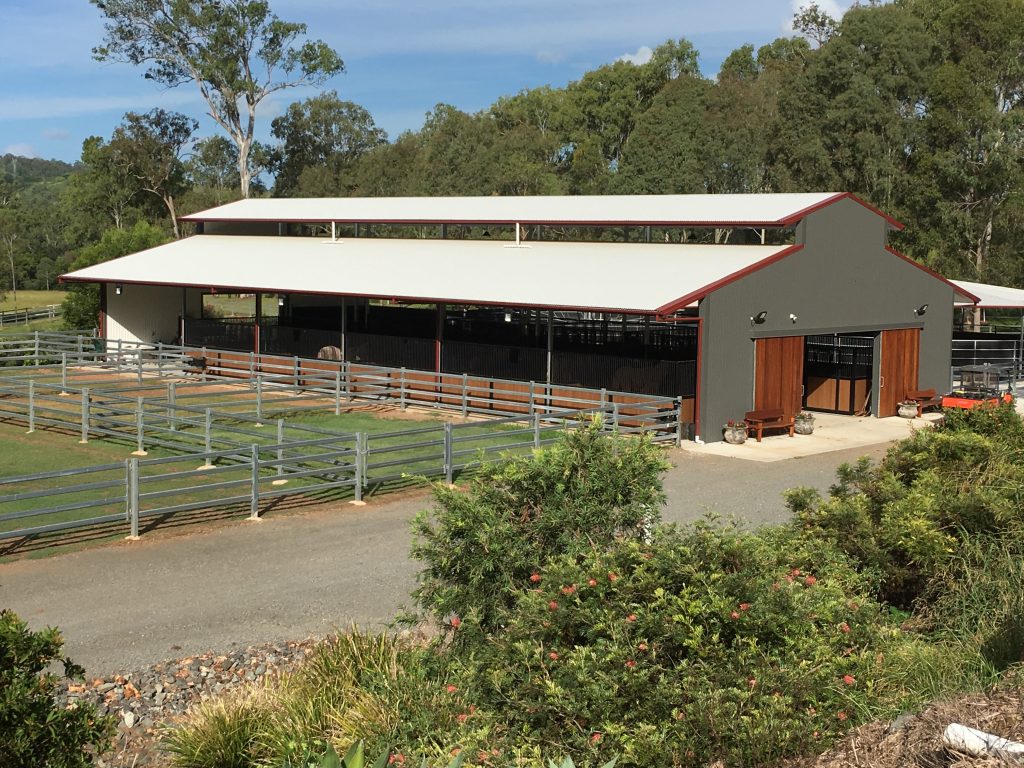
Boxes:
[953,280,1024,308]
[181,193,898,228]
[62,235,796,314]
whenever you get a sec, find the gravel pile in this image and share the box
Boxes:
[57,638,321,767]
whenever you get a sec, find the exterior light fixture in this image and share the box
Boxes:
[278,296,285,307]
[789,313,798,323]
[914,304,928,316]
[504,312,512,323]
[750,310,768,325]
[115,284,123,296]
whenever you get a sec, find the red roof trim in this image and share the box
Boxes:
[182,215,801,227]
[654,244,805,316]
[58,275,666,316]
[885,246,980,303]
[779,192,905,231]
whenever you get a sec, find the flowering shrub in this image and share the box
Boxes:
[411,419,668,634]
[459,524,891,766]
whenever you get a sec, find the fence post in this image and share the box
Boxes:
[529,381,535,415]
[201,346,208,381]
[293,356,299,388]
[116,338,123,372]
[255,375,264,425]
[136,349,143,384]
[400,367,407,411]
[201,408,213,467]
[461,373,468,417]
[276,419,285,481]
[168,382,176,431]
[334,369,342,415]
[676,398,684,447]
[27,380,35,434]
[249,444,260,520]
[33,331,39,365]
[133,396,147,455]
[444,421,453,485]
[79,387,90,443]
[351,432,365,505]
[600,387,608,411]
[77,334,84,358]
[249,351,255,381]
[156,342,164,377]
[344,361,353,402]
[127,458,140,540]
[61,352,68,393]
[533,411,540,448]
[612,402,620,433]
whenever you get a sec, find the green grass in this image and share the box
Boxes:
[0,290,66,312]
[202,293,279,319]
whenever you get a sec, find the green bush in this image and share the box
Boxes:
[0,609,115,768]
[787,404,1024,606]
[455,523,892,766]
[411,420,668,634]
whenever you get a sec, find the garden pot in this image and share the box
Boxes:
[794,419,814,435]
[898,402,918,419]
[723,425,747,445]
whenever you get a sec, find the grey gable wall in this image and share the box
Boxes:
[698,197,953,442]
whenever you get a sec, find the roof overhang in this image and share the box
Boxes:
[180,192,904,231]
[952,279,1024,308]
[61,235,798,316]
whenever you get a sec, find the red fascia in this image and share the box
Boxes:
[779,192,905,231]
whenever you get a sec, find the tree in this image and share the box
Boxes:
[0,180,21,302]
[110,109,197,238]
[62,221,170,331]
[62,136,147,242]
[793,2,839,47]
[268,91,386,196]
[91,0,344,198]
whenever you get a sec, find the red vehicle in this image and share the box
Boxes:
[942,365,1016,410]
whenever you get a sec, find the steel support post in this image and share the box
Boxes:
[27,380,34,433]
[255,375,263,425]
[79,387,90,443]
[168,382,176,431]
[400,368,407,411]
[334,369,342,415]
[61,352,67,393]
[276,419,285,480]
[249,444,260,520]
[533,411,541,448]
[461,373,468,417]
[127,458,140,539]
[134,396,147,455]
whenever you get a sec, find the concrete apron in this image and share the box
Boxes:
[683,411,946,463]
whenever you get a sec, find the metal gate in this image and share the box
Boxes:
[803,334,874,415]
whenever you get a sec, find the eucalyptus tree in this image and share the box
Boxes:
[91,0,344,198]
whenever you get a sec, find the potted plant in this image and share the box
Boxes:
[723,419,747,444]
[794,411,815,435]
[898,400,919,419]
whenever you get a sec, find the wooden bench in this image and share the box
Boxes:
[744,408,795,442]
[906,388,942,417]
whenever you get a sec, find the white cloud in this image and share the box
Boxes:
[2,143,37,158]
[617,45,653,65]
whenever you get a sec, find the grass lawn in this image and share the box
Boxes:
[202,293,280,319]
[0,290,66,312]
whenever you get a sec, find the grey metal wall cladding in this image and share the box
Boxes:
[552,352,696,398]
[699,197,954,442]
[345,331,435,370]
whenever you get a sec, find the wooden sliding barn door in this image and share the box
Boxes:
[878,329,921,417]
[754,336,805,416]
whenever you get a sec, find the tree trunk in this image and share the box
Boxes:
[164,194,180,239]
[238,137,252,198]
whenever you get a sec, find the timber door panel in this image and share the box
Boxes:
[879,329,920,417]
[754,336,805,416]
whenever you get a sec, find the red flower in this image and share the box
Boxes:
[548,600,559,611]
[748,678,757,688]
[389,754,406,766]
[791,568,802,576]
[840,622,851,634]
[836,711,847,721]
[561,584,576,596]
[626,613,637,622]
[587,578,598,587]
[549,651,559,661]
[804,575,817,586]
[450,616,461,628]
[529,572,541,583]
[457,713,468,723]
[739,602,751,611]
[608,571,618,582]
[445,684,458,693]
[590,732,602,744]
[730,611,741,620]
[625,659,636,669]
[842,674,856,686]
[637,642,648,651]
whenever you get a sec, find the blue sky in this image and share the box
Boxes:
[0,0,850,163]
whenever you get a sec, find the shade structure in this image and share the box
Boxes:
[62,235,799,315]
[952,280,1024,309]
[181,192,903,230]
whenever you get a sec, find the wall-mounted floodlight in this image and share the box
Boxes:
[750,310,768,325]
[504,312,512,323]
[278,296,285,307]
[789,313,798,323]
[914,304,928,316]
[115,284,123,296]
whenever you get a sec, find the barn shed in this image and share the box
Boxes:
[62,193,975,442]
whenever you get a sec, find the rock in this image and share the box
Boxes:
[123,711,136,729]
